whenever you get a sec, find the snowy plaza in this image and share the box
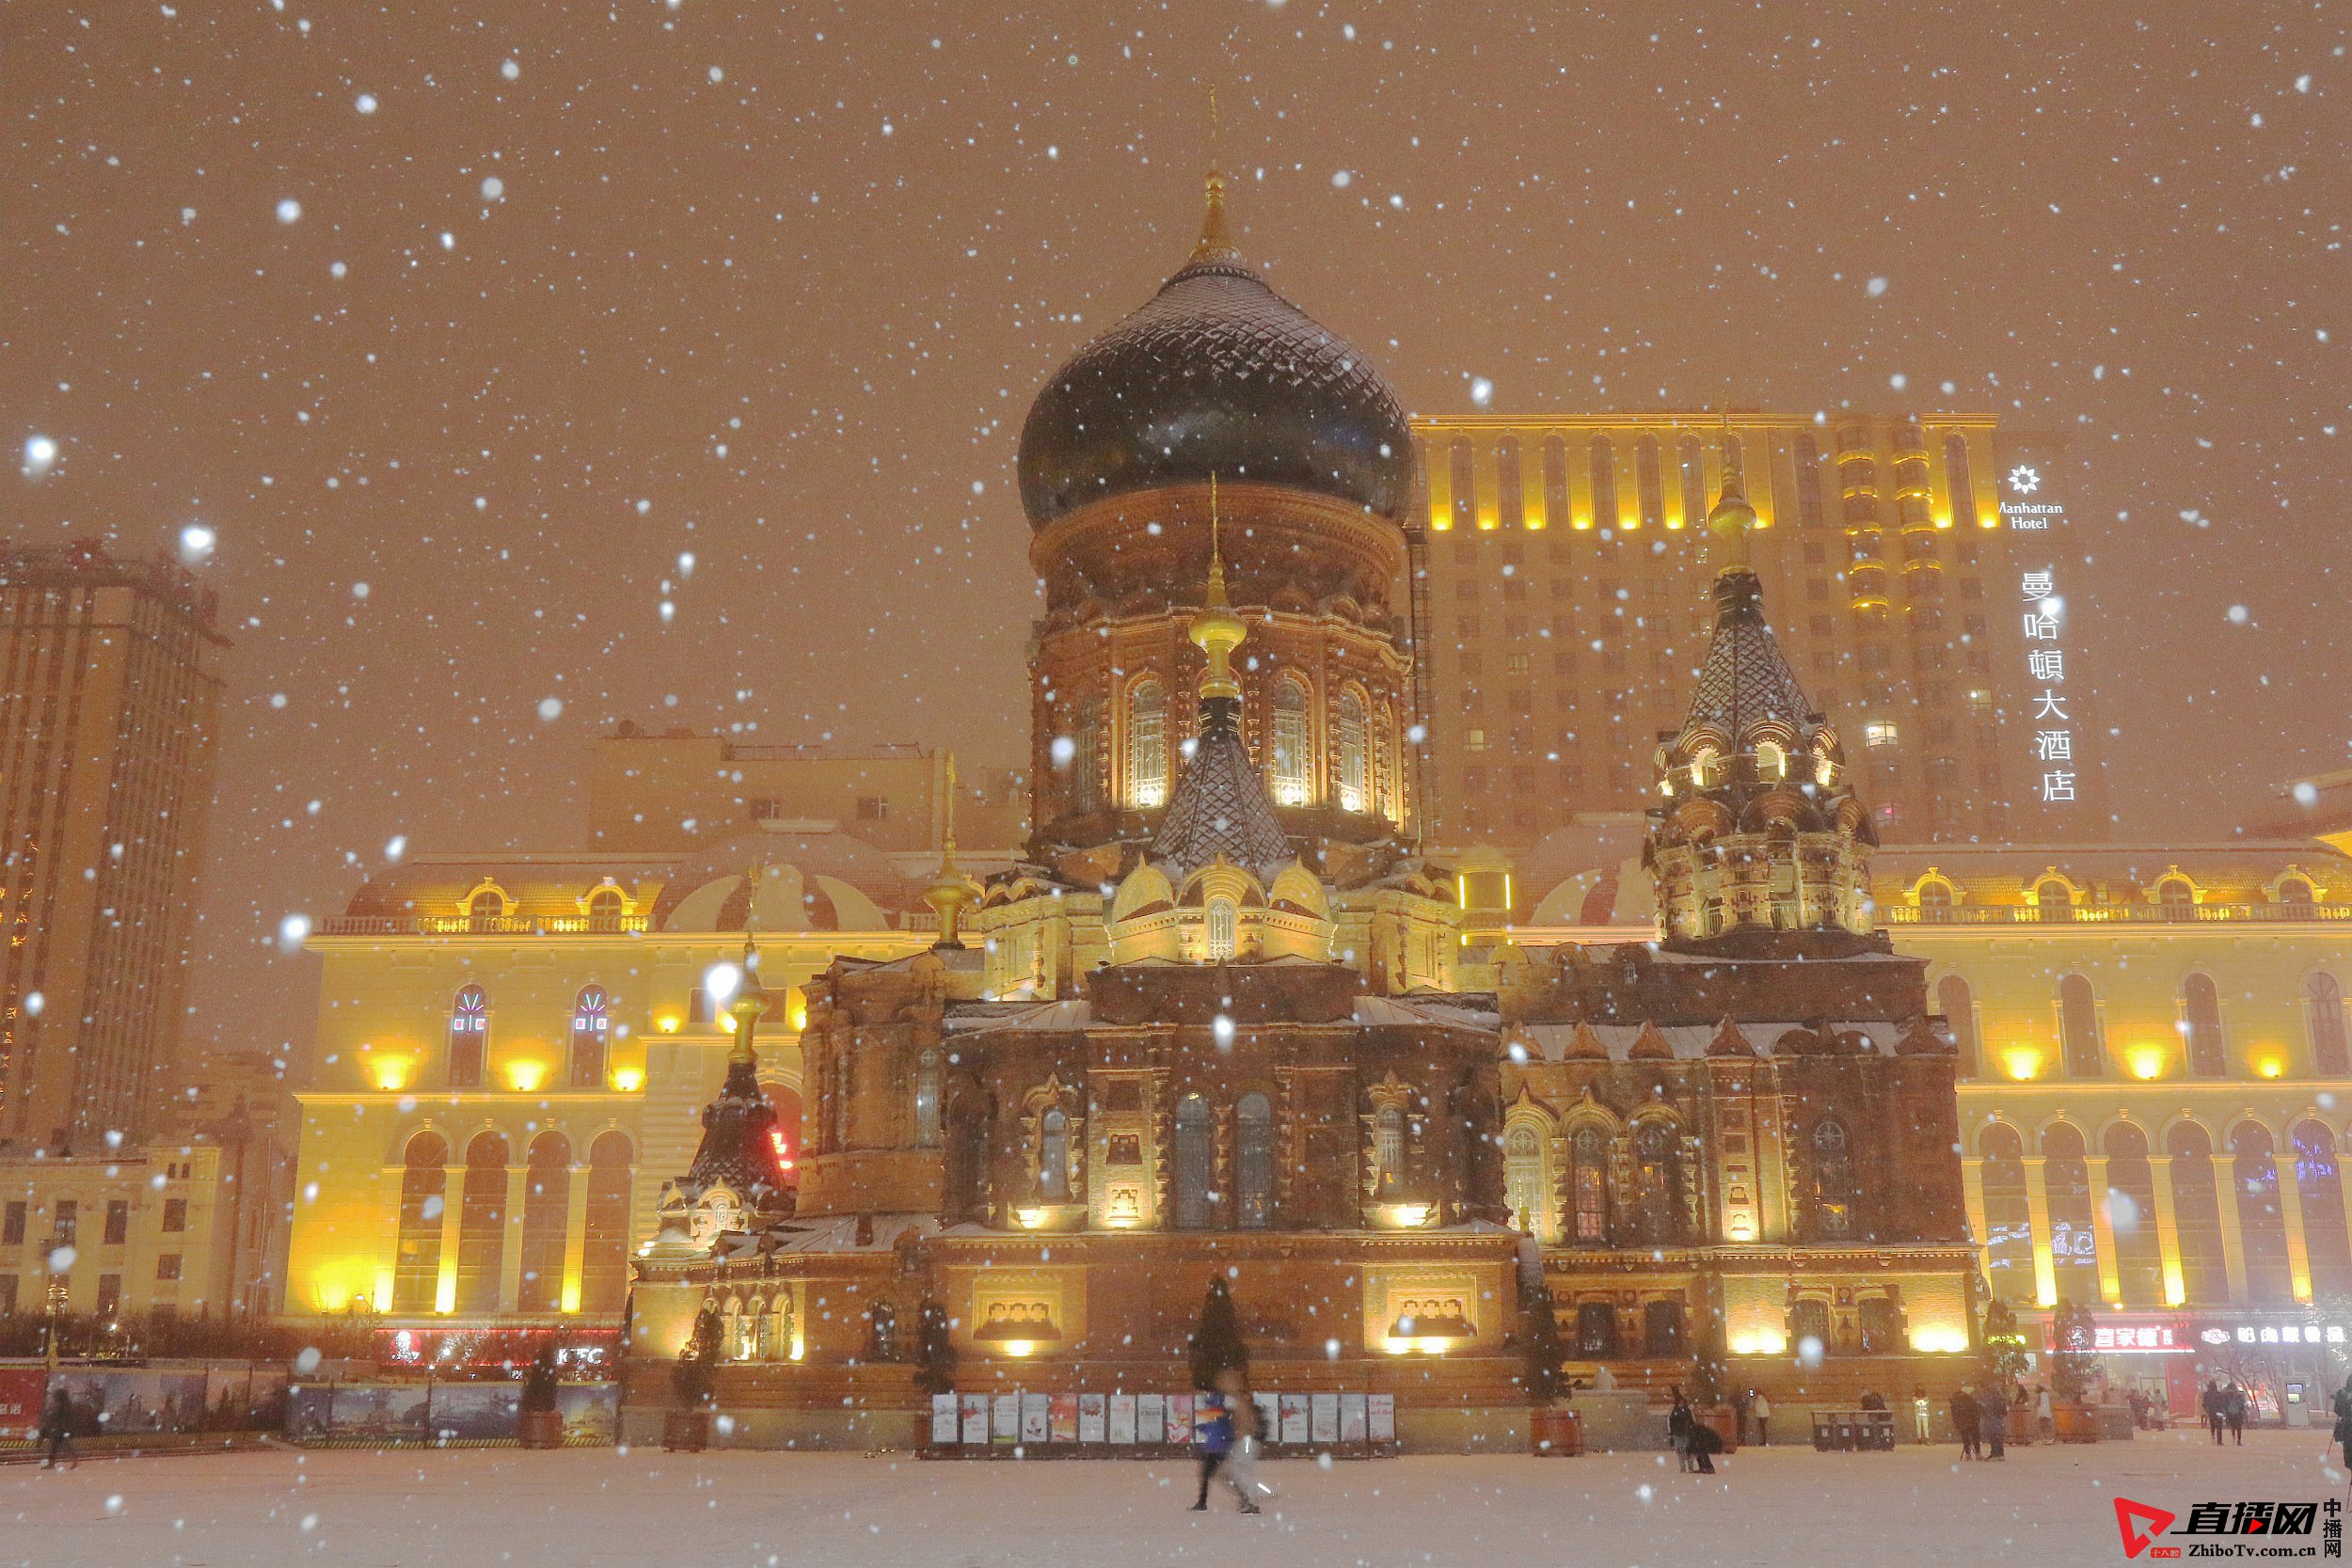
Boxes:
[5,1431,2345,1568]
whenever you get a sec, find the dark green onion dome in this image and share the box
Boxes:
[1016,171,1415,530]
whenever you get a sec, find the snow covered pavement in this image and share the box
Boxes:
[4,1428,2340,1566]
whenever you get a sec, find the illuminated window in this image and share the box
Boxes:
[1448,438,1476,530]
[2280,877,2317,909]
[2293,1121,2352,1299]
[1788,1297,1832,1352]
[1236,1093,1275,1229]
[1126,679,1168,808]
[1336,690,1370,813]
[1569,1126,1608,1244]
[580,1131,633,1315]
[1541,436,1569,527]
[1631,1121,1683,1245]
[2181,974,2227,1076]
[2042,1123,2099,1304]
[1038,1107,1070,1202]
[2036,879,2074,921]
[1979,1123,2031,1301]
[1863,721,1899,749]
[1205,898,1237,962]
[448,985,488,1087]
[1069,698,1103,816]
[585,885,626,932]
[2231,1121,2293,1305]
[1808,1117,1856,1239]
[1503,1124,1548,1238]
[2058,973,2104,1076]
[1172,1094,1216,1229]
[2307,974,2348,1075]
[456,1132,509,1315]
[1494,437,1522,529]
[1587,437,1618,529]
[570,985,611,1086]
[467,886,506,930]
[1634,435,1664,528]
[1374,1105,1406,1197]
[519,1132,571,1313]
[1754,740,1787,781]
[1269,679,1311,805]
[2156,876,2196,911]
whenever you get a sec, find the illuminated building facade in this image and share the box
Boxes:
[0,542,225,1147]
[1408,414,2108,856]
[622,180,1976,1450]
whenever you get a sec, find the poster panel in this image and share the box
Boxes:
[1078,1393,1107,1444]
[1339,1393,1368,1443]
[424,1383,519,1440]
[991,1393,1019,1445]
[1108,1393,1136,1444]
[0,1369,46,1439]
[1279,1393,1310,1445]
[1136,1393,1164,1445]
[1019,1391,1050,1444]
[553,1384,618,1443]
[1252,1392,1279,1445]
[1048,1393,1078,1443]
[1367,1393,1395,1442]
[1165,1392,1193,1444]
[1310,1392,1340,1444]
[930,1393,960,1445]
[961,1392,989,1444]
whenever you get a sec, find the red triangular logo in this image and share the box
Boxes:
[2115,1498,2176,1560]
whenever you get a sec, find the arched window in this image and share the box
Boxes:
[456,1132,509,1315]
[1632,1120,1683,1245]
[1335,690,1370,814]
[2296,1121,2352,1300]
[1448,438,1477,530]
[1677,436,1707,528]
[2280,877,2317,910]
[1809,1117,1856,1239]
[1943,434,1979,528]
[468,886,507,930]
[2156,876,2195,914]
[1569,1126,1609,1244]
[1373,1104,1406,1198]
[519,1132,571,1313]
[2058,974,2103,1078]
[1795,434,1826,527]
[1979,1123,2032,1300]
[2181,974,2227,1077]
[1236,1092,1275,1229]
[1937,974,1978,1078]
[1588,437,1618,530]
[1918,879,1954,911]
[580,1132,632,1316]
[1494,436,1522,530]
[1205,898,1237,962]
[1269,679,1311,805]
[1126,679,1168,808]
[393,1132,449,1312]
[946,1100,991,1226]
[1173,1094,1216,1228]
[2041,1123,2099,1306]
[2035,879,2074,921]
[1634,435,1665,528]
[1503,1124,1547,1238]
[1857,1297,1902,1354]
[1037,1107,1070,1201]
[2167,1123,2228,1305]
[448,986,488,1088]
[1068,697,1103,816]
[1576,1301,1619,1357]
[2102,1124,2164,1308]
[2309,974,2348,1075]
[914,1050,942,1147]
[1378,703,1405,823]
[585,885,627,932]
[570,985,611,1086]
[1788,1298,1832,1352]
[2231,1121,2293,1305]
[1541,436,1569,529]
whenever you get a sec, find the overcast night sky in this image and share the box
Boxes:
[4,1,2345,1069]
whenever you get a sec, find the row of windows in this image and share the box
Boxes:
[1977,1117,2352,1308]
[393,1128,633,1315]
[1502,1117,1859,1245]
[1438,433,1984,534]
[443,984,615,1088]
[0,1264,183,1319]
[1937,971,2349,1081]
[456,885,631,930]
[1920,874,2326,915]
[1,1196,186,1247]
[1064,676,1406,820]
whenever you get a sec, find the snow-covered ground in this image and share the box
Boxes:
[3,1428,2340,1566]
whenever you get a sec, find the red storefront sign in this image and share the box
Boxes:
[0,1368,49,1434]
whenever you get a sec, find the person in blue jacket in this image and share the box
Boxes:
[1189,1388,1259,1513]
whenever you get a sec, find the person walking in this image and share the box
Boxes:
[1950,1385,1980,1460]
[2330,1376,2352,1471]
[2226,1382,2249,1446]
[1750,1389,1772,1448]
[1216,1370,1266,1514]
[1189,1388,1239,1512]
[1979,1385,2007,1460]
[1731,1387,1753,1448]
[38,1386,77,1470]
[1668,1386,1695,1473]
[1913,1386,1933,1444]
[2034,1383,2054,1442]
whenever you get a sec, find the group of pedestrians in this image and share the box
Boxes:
[2201,1379,2251,1445]
[1948,1382,2014,1459]
[1667,1386,1726,1474]
[1189,1368,1266,1515]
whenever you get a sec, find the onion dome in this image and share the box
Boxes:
[653,819,909,933]
[1015,169,1415,529]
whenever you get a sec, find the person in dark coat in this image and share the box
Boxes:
[2202,1380,2226,1444]
[2331,1376,2352,1470]
[2225,1382,2249,1445]
[38,1386,76,1469]
[1978,1386,2007,1460]
[1950,1385,1981,1459]
[1668,1387,1694,1472]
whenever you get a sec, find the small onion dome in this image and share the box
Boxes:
[1015,171,1414,530]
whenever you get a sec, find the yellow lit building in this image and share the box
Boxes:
[0,1141,239,1323]
[278,736,1002,1354]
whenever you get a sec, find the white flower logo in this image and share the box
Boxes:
[2007,465,2042,495]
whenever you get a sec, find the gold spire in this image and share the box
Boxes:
[1706,407,1756,578]
[726,933,770,1066]
[922,752,978,948]
[1189,475,1247,700]
[1188,87,1242,266]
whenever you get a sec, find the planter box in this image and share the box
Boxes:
[516,1409,565,1449]
[2052,1402,2102,1444]
[1529,1407,1584,1456]
[2004,1405,2035,1446]
[662,1410,710,1453]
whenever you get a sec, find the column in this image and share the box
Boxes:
[2212,1153,2248,1305]
[1960,1157,1990,1264]
[2337,1156,2352,1281]
[2023,1155,2058,1308]
[499,1165,528,1314]
[561,1163,592,1315]
[435,1179,464,1315]
[2085,1154,2123,1307]
[2149,1155,2186,1307]
[2277,1155,2313,1305]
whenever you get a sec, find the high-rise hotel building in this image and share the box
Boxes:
[1406,413,2106,859]
[0,543,225,1148]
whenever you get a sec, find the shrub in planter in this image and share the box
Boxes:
[517,1344,565,1449]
